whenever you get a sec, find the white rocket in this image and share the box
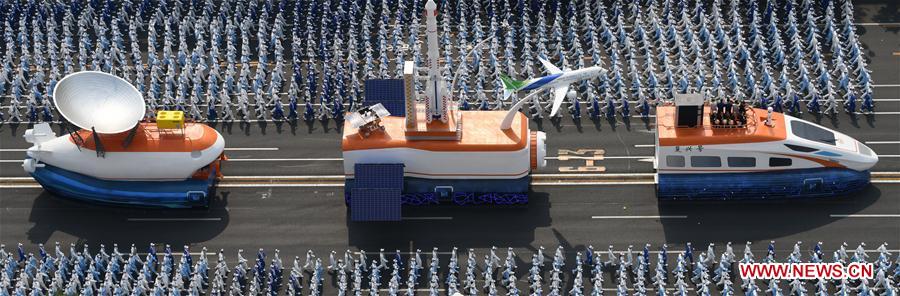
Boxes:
[423,0,449,123]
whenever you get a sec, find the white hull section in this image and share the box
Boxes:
[343,147,532,180]
[656,115,877,174]
[26,134,225,181]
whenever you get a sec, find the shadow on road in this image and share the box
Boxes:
[656,185,882,245]
[25,189,231,247]
[347,192,552,251]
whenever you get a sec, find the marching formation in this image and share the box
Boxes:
[0,0,876,124]
[0,242,898,295]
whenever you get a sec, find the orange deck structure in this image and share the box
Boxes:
[403,103,462,140]
[656,105,787,147]
[70,123,220,152]
[343,110,529,152]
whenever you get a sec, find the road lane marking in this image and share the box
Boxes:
[592,215,688,219]
[829,214,900,218]
[877,155,900,158]
[873,84,900,88]
[535,181,656,185]
[224,147,279,151]
[865,141,900,144]
[217,184,343,188]
[0,185,42,188]
[547,156,653,160]
[0,149,27,152]
[401,217,453,220]
[854,22,900,26]
[634,144,656,148]
[225,158,343,161]
[127,218,222,221]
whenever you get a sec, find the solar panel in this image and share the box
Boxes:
[364,79,406,116]
[354,163,404,189]
[346,103,391,130]
[350,188,401,221]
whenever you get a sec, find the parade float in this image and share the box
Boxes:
[654,94,878,199]
[22,71,226,208]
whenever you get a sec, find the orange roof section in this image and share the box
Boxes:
[656,105,787,147]
[70,122,220,152]
[342,111,529,152]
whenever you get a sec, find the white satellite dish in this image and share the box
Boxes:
[53,71,146,134]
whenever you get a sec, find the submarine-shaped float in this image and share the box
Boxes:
[22,71,226,208]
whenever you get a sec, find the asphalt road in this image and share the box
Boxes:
[1,183,897,256]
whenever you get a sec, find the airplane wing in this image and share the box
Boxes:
[538,57,562,75]
[549,85,570,117]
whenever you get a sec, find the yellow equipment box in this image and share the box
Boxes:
[156,110,185,129]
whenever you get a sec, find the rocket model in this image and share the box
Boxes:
[422,0,449,123]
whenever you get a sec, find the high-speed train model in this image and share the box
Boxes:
[654,95,878,199]
[22,71,226,208]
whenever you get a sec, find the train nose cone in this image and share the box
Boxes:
[856,141,878,171]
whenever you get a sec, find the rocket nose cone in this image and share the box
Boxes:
[425,0,437,11]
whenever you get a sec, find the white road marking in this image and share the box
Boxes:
[877,155,900,158]
[856,22,900,26]
[873,84,900,88]
[0,160,21,163]
[872,180,900,184]
[592,215,688,219]
[0,149,27,152]
[602,156,655,160]
[634,144,656,148]
[547,156,654,160]
[534,173,657,177]
[225,158,343,161]
[401,217,453,220]
[829,214,900,218]
[137,252,213,257]
[127,218,222,222]
[224,147,279,151]
[217,183,343,188]
[864,141,900,145]
[873,112,900,115]
[534,181,657,186]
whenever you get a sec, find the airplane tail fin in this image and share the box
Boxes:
[499,74,526,100]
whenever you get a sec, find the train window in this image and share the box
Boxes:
[784,144,818,152]
[791,121,836,146]
[727,157,756,167]
[769,157,793,167]
[666,155,685,167]
[691,156,722,167]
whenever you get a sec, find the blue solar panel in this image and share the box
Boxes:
[354,163,405,189]
[351,188,401,221]
[364,79,406,116]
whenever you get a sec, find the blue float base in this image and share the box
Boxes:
[345,176,531,205]
[30,163,213,208]
[657,168,871,200]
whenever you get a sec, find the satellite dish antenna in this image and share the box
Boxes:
[53,71,146,134]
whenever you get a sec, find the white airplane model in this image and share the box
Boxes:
[500,57,606,117]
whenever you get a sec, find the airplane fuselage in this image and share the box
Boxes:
[521,66,605,92]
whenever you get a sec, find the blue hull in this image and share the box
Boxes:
[30,163,213,208]
[345,176,531,205]
[657,168,871,200]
